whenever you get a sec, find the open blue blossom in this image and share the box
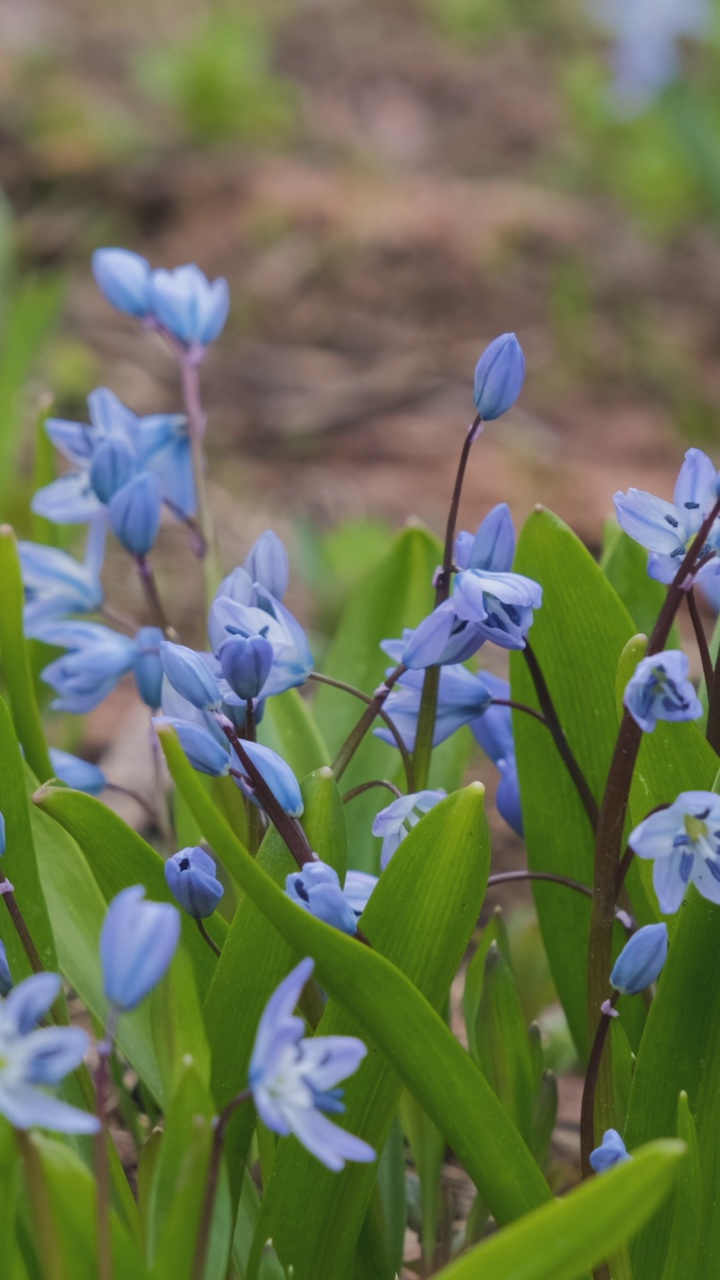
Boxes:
[249,958,375,1171]
[209,587,313,697]
[610,924,668,995]
[589,0,710,116]
[614,449,720,587]
[19,519,105,637]
[375,647,493,750]
[473,334,526,421]
[286,862,358,935]
[0,942,11,996]
[49,748,106,796]
[373,790,446,870]
[165,847,224,919]
[590,1129,631,1174]
[629,791,720,913]
[150,264,229,348]
[0,973,98,1133]
[93,248,152,318]
[343,871,378,918]
[38,621,138,713]
[624,651,702,733]
[101,886,180,1014]
[400,600,489,668]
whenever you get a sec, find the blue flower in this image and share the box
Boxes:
[232,740,304,818]
[49,748,106,796]
[38,621,138,713]
[248,958,375,1171]
[0,941,11,996]
[372,790,446,870]
[150,264,229,348]
[101,886,180,1013]
[218,635,274,702]
[92,248,152,318]
[89,437,135,504]
[153,715,231,776]
[343,871,378,918]
[400,602,489,669]
[0,973,98,1132]
[160,642,223,712]
[589,1129,631,1174]
[610,923,668,995]
[623,651,702,733]
[470,672,515,763]
[244,530,290,601]
[496,755,524,837]
[209,587,313,697]
[375,652,493,750]
[473,334,526,421]
[286,862,358,935]
[590,0,710,116]
[614,449,720,586]
[134,626,165,709]
[165,847,224,919]
[19,519,105,637]
[108,473,163,557]
[629,791,720,913]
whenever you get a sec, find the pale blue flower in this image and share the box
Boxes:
[160,642,223,712]
[153,715,231,776]
[165,847,224,920]
[473,334,526,421]
[372,790,446,870]
[343,871,378,918]
[108,473,163,557]
[470,672,515,763]
[248,958,375,1171]
[610,923,668,995]
[590,1129,630,1173]
[614,449,720,586]
[49,748,106,796]
[496,755,523,838]
[19,519,105,637]
[624,651,702,733]
[629,791,720,913]
[39,621,138,713]
[232,741,304,818]
[150,265,229,348]
[134,626,165,709]
[218,635,274,701]
[244,530,289,602]
[92,248,152,317]
[375,649,492,750]
[209,587,313,697]
[286,861,358,935]
[590,0,710,116]
[0,942,11,996]
[101,886,180,1013]
[0,973,98,1132]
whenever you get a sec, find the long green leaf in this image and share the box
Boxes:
[160,726,551,1227]
[0,527,52,781]
[432,1140,684,1280]
[259,687,330,777]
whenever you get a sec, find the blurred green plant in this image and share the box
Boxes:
[135,10,295,147]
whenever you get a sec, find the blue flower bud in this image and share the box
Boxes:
[218,635,274,701]
[610,923,668,995]
[473,333,526,421]
[108,473,162,557]
[92,248,151,318]
[233,740,304,817]
[49,748,106,796]
[134,626,165,709]
[160,643,222,711]
[101,885,180,1013]
[244,530,290,601]
[0,939,12,995]
[286,861,357,935]
[153,716,231,776]
[150,265,229,347]
[89,438,136,504]
[165,846,224,919]
[589,1129,630,1174]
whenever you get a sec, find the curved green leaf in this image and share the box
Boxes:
[0,526,52,781]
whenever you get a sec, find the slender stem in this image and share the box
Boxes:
[244,701,260,855]
[342,779,403,804]
[177,353,221,601]
[309,671,415,791]
[94,1046,113,1280]
[223,724,313,867]
[0,876,44,973]
[331,665,406,782]
[687,588,714,696]
[490,698,549,729]
[707,648,720,755]
[436,415,482,605]
[487,870,633,930]
[580,990,620,1179]
[191,1090,252,1280]
[412,665,440,792]
[16,1130,67,1280]
[523,642,599,831]
[134,556,175,639]
[197,918,221,958]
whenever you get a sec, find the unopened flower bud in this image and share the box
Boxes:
[473,333,526,421]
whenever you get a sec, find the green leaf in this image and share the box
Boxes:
[259,687,330,777]
[660,1092,702,1280]
[250,785,491,1280]
[624,893,720,1280]
[463,909,511,1061]
[160,725,551,1231]
[151,941,211,1094]
[0,529,52,781]
[399,1093,444,1269]
[510,508,649,1059]
[601,523,680,647]
[311,526,441,870]
[31,785,222,1002]
[475,943,537,1145]
[355,1114,406,1280]
[431,1140,685,1280]
[0,1119,19,1273]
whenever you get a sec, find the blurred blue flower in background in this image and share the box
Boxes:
[39,621,139,713]
[590,1128,631,1173]
[150,264,230,348]
[101,886,180,1014]
[19,519,105,636]
[589,0,710,115]
[93,248,152,317]
[49,748,106,796]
